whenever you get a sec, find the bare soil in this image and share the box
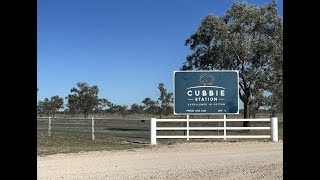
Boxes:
[37,141,283,180]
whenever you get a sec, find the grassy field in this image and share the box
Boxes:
[37,113,283,156]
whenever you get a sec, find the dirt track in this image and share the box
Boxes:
[37,141,283,180]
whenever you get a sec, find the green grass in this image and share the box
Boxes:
[37,113,283,156]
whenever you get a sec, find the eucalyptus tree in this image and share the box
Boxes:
[105,101,128,117]
[66,82,100,118]
[158,83,173,118]
[182,2,282,126]
[93,98,110,115]
[37,95,64,117]
[116,105,128,118]
[142,97,159,114]
[130,103,145,114]
[65,94,79,117]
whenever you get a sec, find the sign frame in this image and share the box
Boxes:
[173,70,239,115]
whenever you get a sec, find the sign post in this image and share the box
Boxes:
[174,71,239,115]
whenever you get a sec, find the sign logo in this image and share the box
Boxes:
[200,74,214,86]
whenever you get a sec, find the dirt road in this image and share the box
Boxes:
[37,141,283,180]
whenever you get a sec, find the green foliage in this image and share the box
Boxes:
[65,94,79,117]
[142,97,160,114]
[105,101,118,114]
[117,105,128,117]
[182,2,283,125]
[130,103,145,114]
[139,83,173,117]
[249,89,265,118]
[105,101,128,117]
[158,83,173,118]
[93,98,110,114]
[37,95,64,117]
[66,82,102,118]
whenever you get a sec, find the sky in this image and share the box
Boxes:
[37,0,283,108]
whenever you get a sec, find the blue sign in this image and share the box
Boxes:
[174,71,239,114]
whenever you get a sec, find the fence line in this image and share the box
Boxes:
[37,116,278,144]
[37,117,149,140]
[150,117,278,145]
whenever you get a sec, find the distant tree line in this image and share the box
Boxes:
[37,82,173,118]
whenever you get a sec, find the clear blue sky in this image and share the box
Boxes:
[37,0,283,108]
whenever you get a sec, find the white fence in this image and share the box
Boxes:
[150,117,278,145]
[37,117,149,139]
[38,116,279,144]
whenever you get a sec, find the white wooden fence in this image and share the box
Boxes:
[150,117,278,145]
[38,116,279,144]
[37,117,149,139]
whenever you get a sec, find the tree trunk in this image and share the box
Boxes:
[243,101,250,127]
[253,106,258,119]
[160,106,163,119]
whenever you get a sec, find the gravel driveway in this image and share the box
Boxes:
[37,141,283,180]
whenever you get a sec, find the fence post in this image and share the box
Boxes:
[223,115,226,140]
[91,117,95,140]
[48,117,51,137]
[150,118,157,145]
[186,115,189,140]
[271,117,278,141]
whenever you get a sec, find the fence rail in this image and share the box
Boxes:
[150,117,278,144]
[37,117,149,140]
[38,116,278,144]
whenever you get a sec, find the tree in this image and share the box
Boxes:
[105,101,128,117]
[37,95,64,117]
[50,95,64,117]
[266,34,283,116]
[65,94,79,117]
[37,100,46,116]
[116,105,128,118]
[158,83,173,118]
[249,88,265,118]
[182,2,283,126]
[265,84,282,117]
[142,97,160,114]
[37,98,51,116]
[93,98,110,115]
[66,82,100,118]
[106,101,118,114]
[130,103,145,114]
